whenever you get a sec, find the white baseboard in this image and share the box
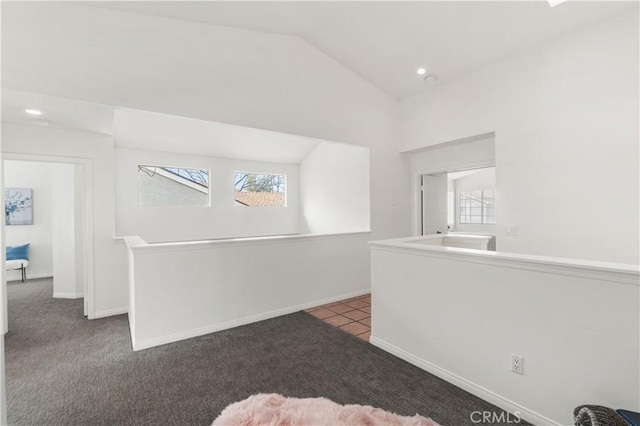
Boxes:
[93,306,128,319]
[369,336,560,426]
[53,292,83,299]
[132,288,370,351]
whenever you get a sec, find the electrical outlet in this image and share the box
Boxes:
[505,226,518,236]
[511,354,524,375]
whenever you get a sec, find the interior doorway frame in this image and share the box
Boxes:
[412,160,495,237]
[2,153,95,326]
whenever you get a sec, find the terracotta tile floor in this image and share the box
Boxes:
[305,294,371,342]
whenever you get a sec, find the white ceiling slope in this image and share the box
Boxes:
[93,1,635,99]
[2,0,635,142]
[2,2,399,142]
[114,108,321,164]
[1,90,321,164]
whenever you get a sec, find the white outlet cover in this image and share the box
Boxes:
[505,226,518,236]
[511,354,524,375]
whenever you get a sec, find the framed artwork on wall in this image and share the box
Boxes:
[5,188,33,225]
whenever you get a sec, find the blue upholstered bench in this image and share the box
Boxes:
[6,244,29,283]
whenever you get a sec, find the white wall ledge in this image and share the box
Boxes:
[370,236,639,286]
[124,231,371,254]
[125,231,371,350]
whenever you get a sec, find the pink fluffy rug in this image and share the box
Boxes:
[212,393,439,426]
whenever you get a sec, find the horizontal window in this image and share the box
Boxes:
[234,172,286,207]
[138,165,209,207]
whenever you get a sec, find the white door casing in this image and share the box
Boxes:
[421,173,448,235]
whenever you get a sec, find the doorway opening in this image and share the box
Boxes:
[420,166,496,238]
[3,155,93,328]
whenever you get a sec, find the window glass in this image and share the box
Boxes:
[234,172,286,207]
[459,190,495,224]
[138,165,209,207]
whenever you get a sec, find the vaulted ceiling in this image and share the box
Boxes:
[2,1,636,142]
[93,1,635,99]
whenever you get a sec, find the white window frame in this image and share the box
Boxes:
[459,189,496,225]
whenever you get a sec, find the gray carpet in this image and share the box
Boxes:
[6,278,523,426]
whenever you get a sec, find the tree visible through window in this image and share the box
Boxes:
[162,167,209,188]
[234,172,285,207]
[459,190,495,224]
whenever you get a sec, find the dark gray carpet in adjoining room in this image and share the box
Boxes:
[6,278,524,426]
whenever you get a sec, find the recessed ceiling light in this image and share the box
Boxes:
[547,0,567,7]
[416,68,427,76]
[424,74,438,84]
[25,109,43,116]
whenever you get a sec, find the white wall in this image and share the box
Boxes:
[401,11,639,264]
[408,134,495,175]
[3,160,53,281]
[115,148,301,242]
[126,233,371,350]
[453,167,496,234]
[2,124,127,318]
[0,108,6,423]
[73,164,86,299]
[300,143,370,234]
[50,163,82,298]
[370,240,639,425]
